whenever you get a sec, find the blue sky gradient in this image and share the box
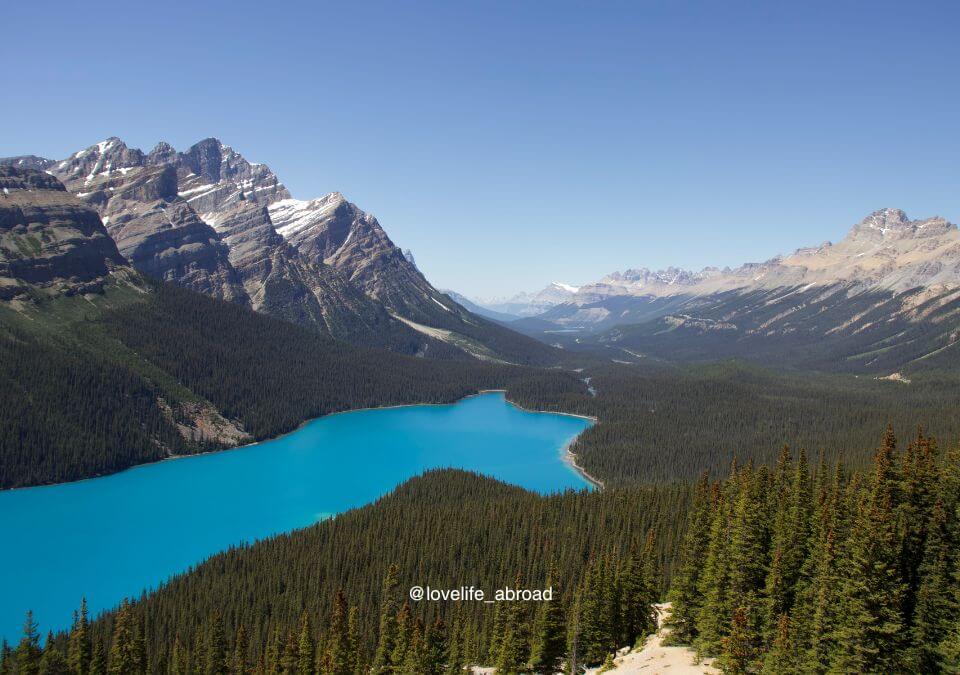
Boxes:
[3,1,958,297]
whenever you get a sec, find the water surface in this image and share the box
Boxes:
[0,392,591,641]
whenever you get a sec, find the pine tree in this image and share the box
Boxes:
[170,635,189,675]
[830,426,907,674]
[280,629,299,674]
[528,567,566,674]
[720,606,756,674]
[68,599,92,675]
[205,613,228,675]
[911,499,958,672]
[0,640,11,675]
[390,602,413,669]
[665,476,713,644]
[725,464,767,653]
[15,611,42,675]
[39,646,70,675]
[696,491,732,654]
[900,428,940,627]
[371,564,401,674]
[327,592,353,675]
[495,573,530,673]
[232,625,250,675]
[347,606,362,675]
[762,614,793,674]
[108,601,138,674]
[88,641,106,675]
[399,618,425,675]
[422,617,447,675]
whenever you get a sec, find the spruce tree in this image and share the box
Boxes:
[39,647,70,675]
[400,618,425,675]
[665,476,714,644]
[88,641,106,675]
[528,568,566,674]
[347,606,362,675]
[205,613,228,675]
[696,491,732,655]
[494,575,529,674]
[108,601,138,674]
[390,602,413,669]
[280,629,299,674]
[232,625,250,675]
[15,611,41,675]
[720,606,756,674]
[762,614,793,674]
[830,427,907,674]
[170,635,189,675]
[911,499,957,672]
[726,464,767,652]
[295,613,313,675]
[422,617,447,675]
[68,599,91,675]
[371,564,401,674]
[327,592,353,675]
[0,640,11,675]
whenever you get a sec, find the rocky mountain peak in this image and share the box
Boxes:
[54,138,146,189]
[147,141,177,166]
[847,208,955,241]
[0,166,129,300]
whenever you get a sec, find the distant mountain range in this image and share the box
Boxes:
[461,281,582,318]
[499,208,960,373]
[2,139,557,366]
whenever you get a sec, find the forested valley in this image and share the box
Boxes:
[7,426,960,673]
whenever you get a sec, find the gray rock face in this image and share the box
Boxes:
[25,136,556,362]
[268,193,462,326]
[47,140,249,304]
[203,201,418,347]
[0,167,127,300]
[172,138,291,215]
[0,155,56,171]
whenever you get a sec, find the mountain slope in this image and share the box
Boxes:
[515,209,960,373]
[0,166,130,300]
[46,141,250,304]
[26,139,457,354]
[28,137,559,363]
[0,166,555,487]
[267,192,562,364]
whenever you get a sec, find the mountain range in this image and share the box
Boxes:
[2,138,556,365]
[471,208,960,374]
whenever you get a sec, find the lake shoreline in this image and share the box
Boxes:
[2,389,600,493]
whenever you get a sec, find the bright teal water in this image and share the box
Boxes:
[0,392,591,642]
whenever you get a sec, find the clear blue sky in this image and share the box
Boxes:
[3,1,958,298]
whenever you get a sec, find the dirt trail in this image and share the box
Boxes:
[584,602,718,674]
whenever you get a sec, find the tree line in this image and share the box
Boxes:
[667,427,960,673]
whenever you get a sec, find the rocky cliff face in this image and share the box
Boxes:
[268,193,462,325]
[45,139,249,304]
[17,136,559,363]
[0,167,128,301]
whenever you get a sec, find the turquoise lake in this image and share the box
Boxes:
[0,392,592,642]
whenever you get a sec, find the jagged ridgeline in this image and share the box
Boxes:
[1,140,558,366]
